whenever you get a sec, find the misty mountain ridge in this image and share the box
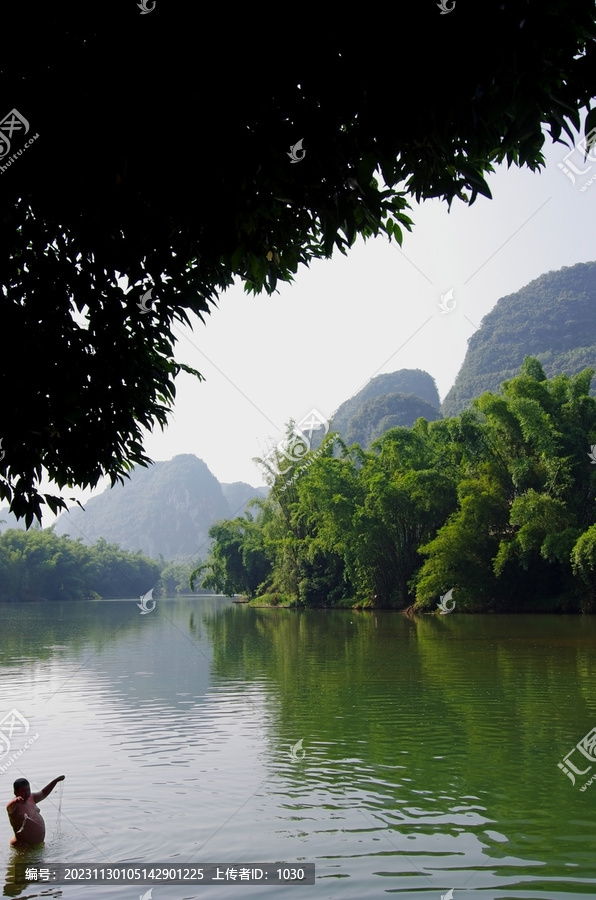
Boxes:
[329,370,441,448]
[442,260,596,415]
[50,454,267,561]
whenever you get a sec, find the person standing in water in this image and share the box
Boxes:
[6,776,65,846]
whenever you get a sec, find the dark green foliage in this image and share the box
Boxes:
[416,362,596,611]
[442,262,596,416]
[2,2,596,522]
[571,525,596,610]
[190,514,271,598]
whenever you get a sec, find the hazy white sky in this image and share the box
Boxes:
[41,132,596,526]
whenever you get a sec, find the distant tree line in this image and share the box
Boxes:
[0,530,202,601]
[194,359,596,613]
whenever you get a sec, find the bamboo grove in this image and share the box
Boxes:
[193,360,596,612]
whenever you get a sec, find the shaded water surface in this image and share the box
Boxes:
[1,599,595,898]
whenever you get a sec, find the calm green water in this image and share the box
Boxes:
[1,599,596,899]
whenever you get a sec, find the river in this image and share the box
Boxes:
[1,598,595,899]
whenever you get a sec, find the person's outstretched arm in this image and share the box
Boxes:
[32,775,65,803]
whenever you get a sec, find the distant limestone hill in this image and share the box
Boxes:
[442,261,596,416]
[330,369,441,448]
[221,481,268,518]
[52,454,267,560]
